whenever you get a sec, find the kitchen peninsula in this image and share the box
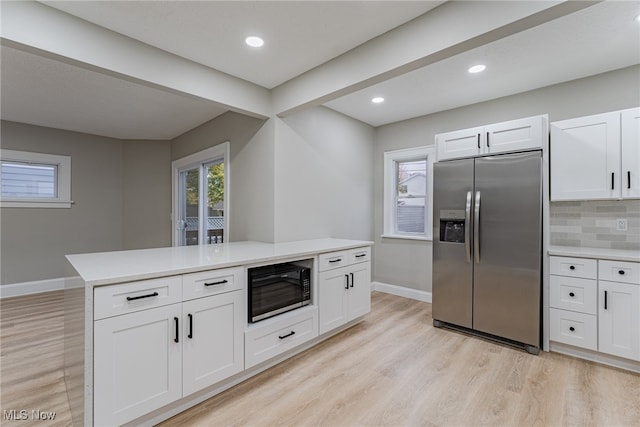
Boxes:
[64,238,373,426]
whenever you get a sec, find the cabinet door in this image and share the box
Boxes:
[484,116,544,155]
[435,127,484,161]
[621,107,640,199]
[182,291,244,396]
[318,266,349,334]
[94,304,182,426]
[347,262,371,321]
[551,112,621,200]
[598,281,640,361]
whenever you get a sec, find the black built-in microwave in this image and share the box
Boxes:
[248,263,311,323]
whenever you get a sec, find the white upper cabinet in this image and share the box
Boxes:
[435,115,545,161]
[484,116,544,155]
[621,107,640,199]
[551,108,640,201]
[436,126,485,161]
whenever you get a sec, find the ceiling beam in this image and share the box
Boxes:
[272,0,601,118]
[0,1,272,120]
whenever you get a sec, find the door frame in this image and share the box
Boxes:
[171,142,230,247]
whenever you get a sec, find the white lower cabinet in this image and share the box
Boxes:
[94,279,244,426]
[182,291,244,396]
[94,304,183,426]
[598,280,640,360]
[549,255,640,364]
[318,248,371,335]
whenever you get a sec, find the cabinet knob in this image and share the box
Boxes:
[569,326,575,332]
[618,270,625,275]
[569,265,575,270]
[569,292,575,297]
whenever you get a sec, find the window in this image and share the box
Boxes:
[0,149,72,208]
[383,146,434,240]
[172,142,229,246]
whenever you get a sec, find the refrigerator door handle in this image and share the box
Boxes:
[474,191,481,264]
[465,191,472,263]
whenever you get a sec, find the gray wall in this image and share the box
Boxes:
[1,121,124,284]
[374,65,640,293]
[275,107,375,242]
[123,140,172,250]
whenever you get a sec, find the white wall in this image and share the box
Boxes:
[374,65,640,293]
[274,107,375,243]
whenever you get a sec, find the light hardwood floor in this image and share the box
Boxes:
[1,291,639,426]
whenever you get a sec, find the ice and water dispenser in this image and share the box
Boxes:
[439,210,465,243]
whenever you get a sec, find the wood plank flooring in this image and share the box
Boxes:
[1,291,639,426]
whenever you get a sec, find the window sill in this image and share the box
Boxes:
[381,234,432,242]
[0,200,73,208]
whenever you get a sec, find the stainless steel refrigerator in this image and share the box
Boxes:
[432,151,542,354]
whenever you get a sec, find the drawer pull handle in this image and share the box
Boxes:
[188,313,193,339]
[569,265,575,270]
[329,258,342,263]
[205,279,228,286]
[569,326,575,332]
[126,292,159,302]
[278,331,295,340]
[569,292,575,297]
[355,254,366,258]
[618,270,625,275]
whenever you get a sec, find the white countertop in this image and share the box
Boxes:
[66,238,373,287]
[548,246,640,262]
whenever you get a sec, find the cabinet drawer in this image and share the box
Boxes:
[94,276,182,320]
[349,247,371,264]
[549,275,597,315]
[245,306,318,368]
[598,260,640,284]
[549,308,597,351]
[549,256,597,279]
[318,251,349,272]
[182,267,243,301]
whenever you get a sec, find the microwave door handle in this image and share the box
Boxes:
[465,191,472,263]
[474,191,481,264]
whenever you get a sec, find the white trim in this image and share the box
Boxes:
[0,276,83,298]
[171,142,230,246]
[0,149,72,208]
[383,146,434,240]
[380,234,432,242]
[371,281,432,303]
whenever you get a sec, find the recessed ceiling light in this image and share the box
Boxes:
[371,97,385,104]
[468,64,486,74]
[635,14,640,22]
[245,36,264,48]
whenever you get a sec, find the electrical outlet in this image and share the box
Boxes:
[616,218,628,231]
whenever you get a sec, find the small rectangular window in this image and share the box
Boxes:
[383,146,434,240]
[0,150,71,208]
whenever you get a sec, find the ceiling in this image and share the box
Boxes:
[1,1,639,140]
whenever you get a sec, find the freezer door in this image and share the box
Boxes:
[432,159,474,328]
[473,151,542,346]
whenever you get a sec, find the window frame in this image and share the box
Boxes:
[0,149,72,208]
[171,142,229,246]
[382,146,435,241]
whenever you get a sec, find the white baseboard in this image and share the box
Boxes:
[0,276,83,299]
[371,281,432,303]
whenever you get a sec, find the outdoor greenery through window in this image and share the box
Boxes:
[383,146,434,240]
[172,142,229,247]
